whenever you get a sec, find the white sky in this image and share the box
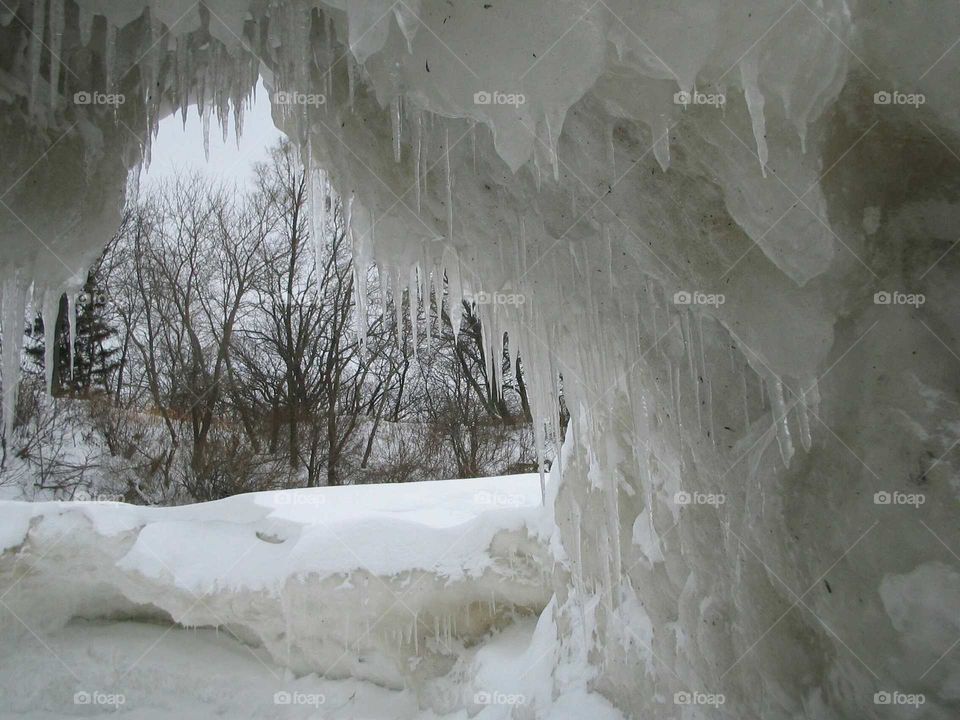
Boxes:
[144,78,284,183]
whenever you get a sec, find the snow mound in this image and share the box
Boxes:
[0,475,553,696]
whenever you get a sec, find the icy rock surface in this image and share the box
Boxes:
[2,1,960,718]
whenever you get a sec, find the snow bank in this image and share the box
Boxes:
[0,475,552,693]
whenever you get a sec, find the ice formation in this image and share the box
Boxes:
[2,1,960,718]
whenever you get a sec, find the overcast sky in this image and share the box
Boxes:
[144,78,284,184]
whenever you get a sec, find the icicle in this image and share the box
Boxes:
[391,96,403,162]
[768,376,794,466]
[202,103,212,161]
[740,56,769,177]
[545,114,560,182]
[471,121,477,173]
[408,265,419,357]
[446,251,462,342]
[653,117,671,172]
[480,312,494,396]
[422,255,432,350]
[445,127,454,242]
[414,113,423,213]
[1,272,28,443]
[708,378,716,448]
[797,389,812,452]
[177,37,190,126]
[42,290,59,394]
[394,270,405,350]
[78,4,94,47]
[433,260,444,338]
[740,362,750,427]
[347,56,356,109]
[535,413,546,504]
[66,293,77,380]
[412,611,419,655]
[49,0,64,108]
[605,121,616,178]
[27,0,45,116]
[682,312,701,433]
[104,24,117,93]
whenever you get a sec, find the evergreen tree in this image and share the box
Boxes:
[26,258,119,396]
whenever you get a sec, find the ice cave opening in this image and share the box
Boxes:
[1,1,960,718]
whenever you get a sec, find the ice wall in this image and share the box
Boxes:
[2,1,960,718]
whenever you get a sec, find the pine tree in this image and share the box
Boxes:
[26,261,119,396]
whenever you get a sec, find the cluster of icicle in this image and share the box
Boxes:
[0,0,827,475]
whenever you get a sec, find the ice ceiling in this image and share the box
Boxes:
[2,1,960,718]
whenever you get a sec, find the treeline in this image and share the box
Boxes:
[8,141,548,503]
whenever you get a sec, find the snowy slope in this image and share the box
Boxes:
[0,475,562,711]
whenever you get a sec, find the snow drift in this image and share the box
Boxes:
[2,1,960,718]
[0,476,552,699]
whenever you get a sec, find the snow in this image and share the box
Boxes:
[0,619,434,719]
[0,473,550,594]
[0,474,585,715]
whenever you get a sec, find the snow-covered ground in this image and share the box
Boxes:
[0,474,621,718]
